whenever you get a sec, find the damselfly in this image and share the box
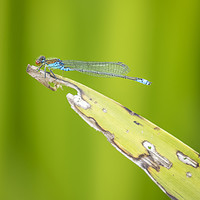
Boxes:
[36,56,151,85]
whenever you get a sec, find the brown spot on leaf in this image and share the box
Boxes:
[122,106,143,119]
[154,127,160,131]
[123,106,133,114]
[133,121,143,126]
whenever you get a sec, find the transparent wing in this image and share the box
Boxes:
[62,60,130,77]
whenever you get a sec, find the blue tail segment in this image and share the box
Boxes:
[136,78,151,85]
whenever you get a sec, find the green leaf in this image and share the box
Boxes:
[27,65,200,200]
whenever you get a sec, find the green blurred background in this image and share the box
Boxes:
[0,0,200,199]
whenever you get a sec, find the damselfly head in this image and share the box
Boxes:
[36,56,46,65]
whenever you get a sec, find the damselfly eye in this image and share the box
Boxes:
[35,60,40,65]
[40,56,46,61]
[36,56,46,65]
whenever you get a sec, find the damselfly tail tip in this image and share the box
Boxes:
[146,81,152,85]
[136,78,151,85]
[143,80,152,86]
